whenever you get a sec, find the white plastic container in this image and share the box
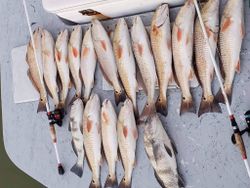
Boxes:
[42,0,184,24]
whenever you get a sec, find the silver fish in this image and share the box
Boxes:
[41,29,59,108]
[69,98,84,177]
[68,25,82,101]
[55,29,70,109]
[216,0,245,104]
[101,99,118,187]
[131,16,157,121]
[83,93,102,188]
[113,18,138,117]
[26,27,47,112]
[91,19,126,105]
[117,99,138,188]
[194,0,221,116]
[81,26,97,103]
[151,4,173,116]
[172,0,198,115]
[144,114,184,188]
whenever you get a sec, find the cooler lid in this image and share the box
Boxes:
[42,0,113,12]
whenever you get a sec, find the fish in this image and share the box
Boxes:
[101,99,118,187]
[83,93,102,188]
[91,19,126,105]
[69,98,84,177]
[216,0,245,104]
[26,27,47,112]
[194,0,221,117]
[117,99,138,188]
[131,16,157,120]
[172,0,198,115]
[68,25,82,102]
[150,4,173,116]
[41,29,59,108]
[113,18,138,117]
[144,114,184,188]
[55,29,70,109]
[81,26,97,104]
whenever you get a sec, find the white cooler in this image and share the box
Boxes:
[42,0,185,24]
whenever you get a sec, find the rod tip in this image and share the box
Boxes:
[58,164,65,175]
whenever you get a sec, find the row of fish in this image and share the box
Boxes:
[26,0,244,119]
[69,94,183,188]
[69,95,138,188]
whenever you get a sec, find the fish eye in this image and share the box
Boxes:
[92,180,95,183]
[108,174,111,177]
[40,99,43,102]
[182,97,186,100]
[203,97,206,100]
[123,178,126,181]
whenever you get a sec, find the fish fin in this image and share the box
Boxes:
[71,140,78,157]
[99,64,113,86]
[241,21,245,38]
[27,69,39,92]
[178,174,185,188]
[37,99,47,113]
[155,96,168,116]
[80,123,83,134]
[136,67,147,95]
[140,102,156,122]
[198,96,222,117]
[118,176,131,188]
[170,141,178,155]
[89,178,101,188]
[177,27,182,42]
[189,68,199,88]
[236,59,240,73]
[68,122,71,131]
[180,97,195,115]
[70,162,83,177]
[154,171,165,188]
[163,144,172,157]
[215,87,232,105]
[114,89,126,105]
[104,173,118,188]
[44,81,53,98]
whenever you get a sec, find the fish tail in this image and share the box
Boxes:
[118,176,131,188]
[180,97,195,115]
[114,90,126,105]
[104,173,118,188]
[37,99,47,113]
[140,101,156,122]
[198,96,222,117]
[178,174,185,187]
[155,96,168,116]
[70,162,83,177]
[215,86,232,104]
[89,177,101,188]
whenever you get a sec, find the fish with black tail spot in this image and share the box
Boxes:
[144,114,184,188]
[41,29,59,109]
[68,25,83,103]
[91,19,126,105]
[113,18,138,118]
[83,93,102,188]
[69,98,84,177]
[131,16,157,121]
[172,0,198,115]
[55,29,70,110]
[101,99,118,188]
[81,26,97,104]
[117,99,138,188]
[216,0,245,104]
[151,4,173,117]
[26,27,47,112]
[194,0,221,117]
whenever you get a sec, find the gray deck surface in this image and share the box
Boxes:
[1,0,250,187]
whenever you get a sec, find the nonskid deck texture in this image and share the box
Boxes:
[1,0,250,187]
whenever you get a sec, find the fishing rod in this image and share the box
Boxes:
[193,0,250,178]
[22,0,65,175]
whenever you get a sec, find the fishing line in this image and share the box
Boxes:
[194,0,250,179]
[22,0,65,175]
